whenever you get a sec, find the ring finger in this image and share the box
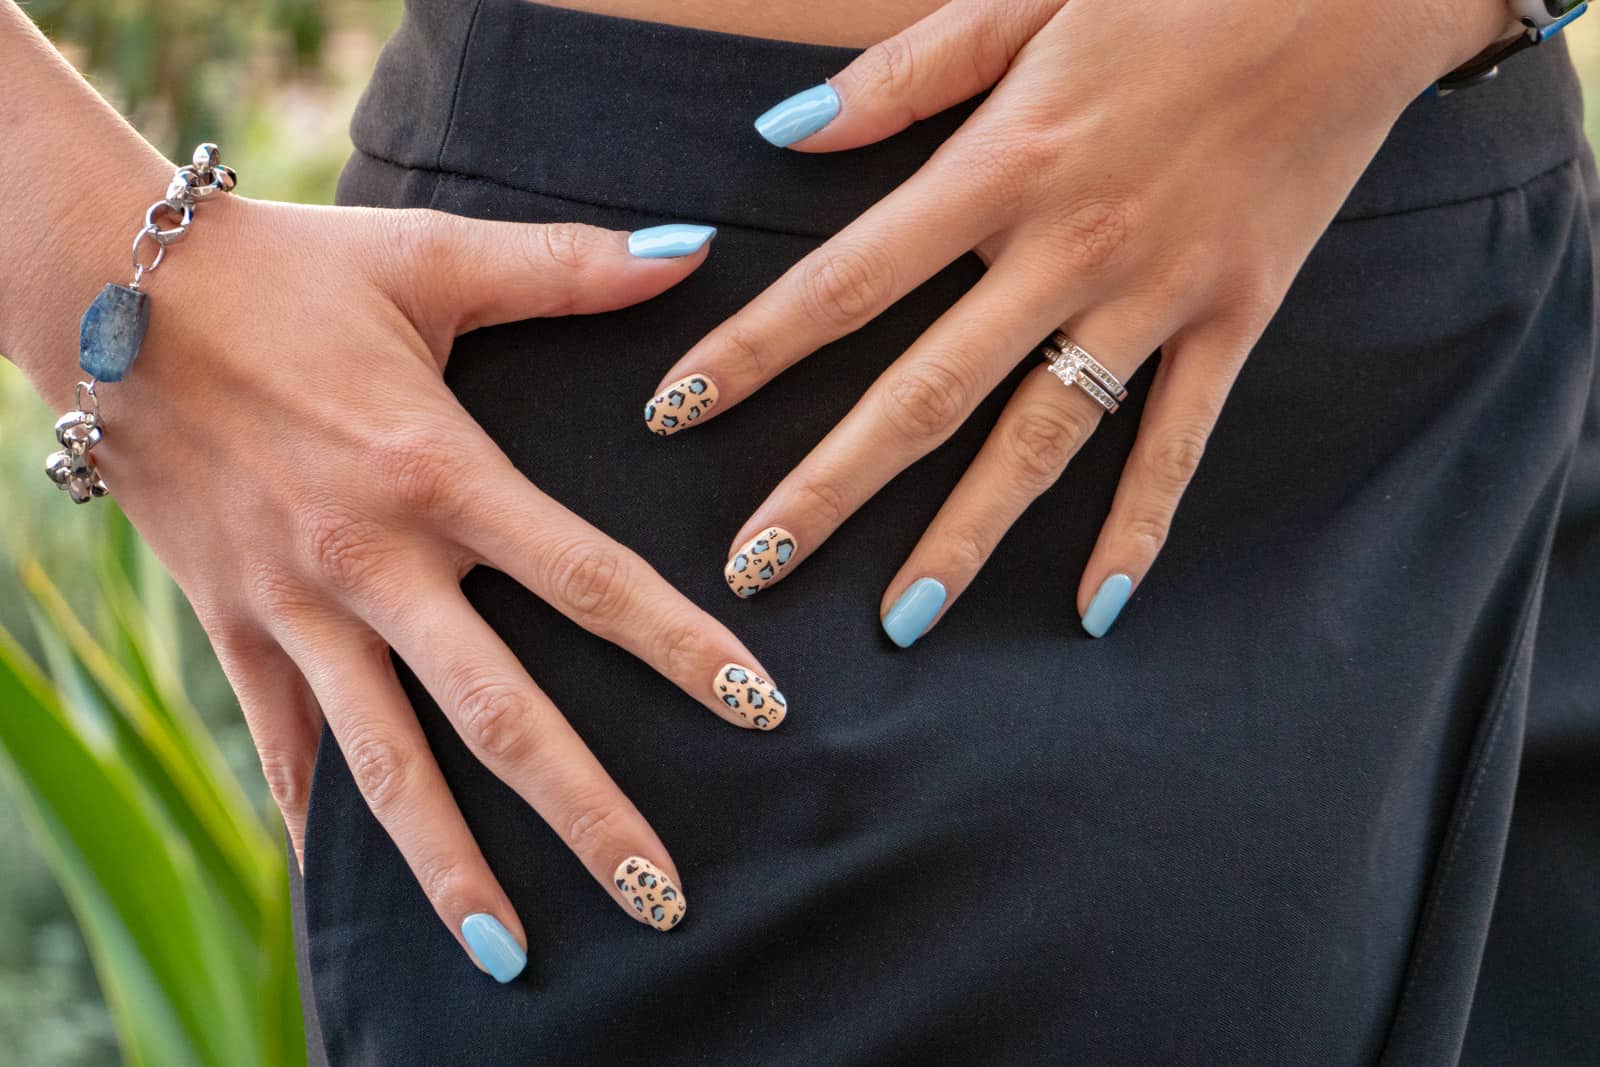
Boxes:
[876,296,1180,646]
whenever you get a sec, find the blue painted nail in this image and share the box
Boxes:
[461,913,527,983]
[627,224,717,259]
[882,577,948,649]
[1081,573,1133,638]
[754,83,840,147]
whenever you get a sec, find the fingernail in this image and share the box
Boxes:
[614,856,687,931]
[460,913,527,983]
[644,374,719,436]
[724,526,797,598]
[1081,573,1133,638]
[882,577,948,649]
[754,83,840,147]
[713,663,788,730]
[627,223,717,259]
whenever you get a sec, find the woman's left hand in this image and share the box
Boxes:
[642,0,1509,641]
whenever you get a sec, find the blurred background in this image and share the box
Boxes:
[1,5,1598,1064]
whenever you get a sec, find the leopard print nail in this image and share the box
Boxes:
[713,663,787,730]
[724,526,797,598]
[644,374,718,436]
[613,856,686,931]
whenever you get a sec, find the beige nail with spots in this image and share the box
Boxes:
[644,374,718,436]
[613,856,686,931]
[724,526,797,598]
[713,663,788,730]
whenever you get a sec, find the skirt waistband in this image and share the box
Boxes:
[350,0,1590,236]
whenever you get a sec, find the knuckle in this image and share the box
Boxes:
[859,33,919,99]
[545,539,635,626]
[1144,420,1212,491]
[1213,273,1282,339]
[800,243,898,330]
[657,620,712,683]
[200,607,263,662]
[448,676,538,763]
[787,475,851,529]
[243,558,318,621]
[879,360,971,446]
[415,852,470,914]
[538,221,591,272]
[258,749,309,823]
[370,424,468,517]
[1124,509,1172,557]
[565,796,627,863]
[943,521,992,572]
[296,503,394,594]
[945,134,1037,214]
[344,726,414,817]
[375,208,449,274]
[1047,195,1137,277]
[1003,404,1096,488]
[716,323,775,379]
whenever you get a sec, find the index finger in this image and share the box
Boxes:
[641,149,993,436]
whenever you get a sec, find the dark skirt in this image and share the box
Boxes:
[291,2,1600,1062]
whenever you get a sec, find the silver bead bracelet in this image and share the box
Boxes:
[44,143,238,503]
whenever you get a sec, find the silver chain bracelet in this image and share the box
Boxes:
[44,143,238,503]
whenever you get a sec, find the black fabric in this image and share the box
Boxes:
[294,2,1600,1063]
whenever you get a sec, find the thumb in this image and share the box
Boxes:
[753,0,1058,152]
[420,214,716,336]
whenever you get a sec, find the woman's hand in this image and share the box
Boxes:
[643,0,1510,640]
[17,184,760,979]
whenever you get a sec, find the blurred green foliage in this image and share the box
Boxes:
[0,527,302,1066]
[1,1,399,1062]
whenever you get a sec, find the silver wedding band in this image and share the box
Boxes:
[1041,331,1129,414]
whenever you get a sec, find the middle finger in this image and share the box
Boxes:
[718,251,1084,597]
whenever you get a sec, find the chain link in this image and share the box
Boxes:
[124,142,235,289]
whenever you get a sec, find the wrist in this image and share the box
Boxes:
[1420,0,1523,75]
[0,3,175,409]
[0,147,174,409]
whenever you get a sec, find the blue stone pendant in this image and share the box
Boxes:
[78,283,150,383]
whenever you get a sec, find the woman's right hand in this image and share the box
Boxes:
[20,187,769,980]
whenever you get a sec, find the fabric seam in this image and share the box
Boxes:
[434,0,485,173]
[1337,152,1581,225]
[1375,478,1556,1062]
[344,143,1583,237]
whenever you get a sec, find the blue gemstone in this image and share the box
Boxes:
[78,283,149,382]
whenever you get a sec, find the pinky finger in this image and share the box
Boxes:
[279,615,530,983]
[206,626,323,869]
[1075,325,1244,638]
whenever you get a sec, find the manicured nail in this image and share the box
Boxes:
[460,913,527,983]
[614,856,686,931]
[1081,573,1133,638]
[724,526,797,598]
[713,663,788,730]
[644,374,718,436]
[754,83,840,147]
[882,577,948,649]
[627,223,717,259]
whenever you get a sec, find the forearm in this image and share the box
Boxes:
[0,1,174,409]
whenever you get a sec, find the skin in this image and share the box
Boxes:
[1,0,1515,982]
[637,0,1514,639]
[0,2,777,977]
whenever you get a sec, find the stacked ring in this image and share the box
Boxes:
[1040,331,1129,414]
